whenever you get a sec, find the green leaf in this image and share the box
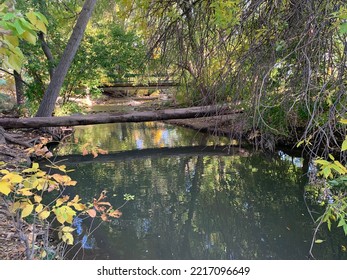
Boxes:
[23,162,40,173]
[342,138,347,152]
[339,22,347,35]
[328,180,339,186]
[321,167,332,179]
[53,206,76,224]
[296,139,305,148]
[13,19,25,35]
[327,218,332,231]
[34,12,48,25]
[0,21,14,32]
[343,224,347,236]
[314,159,330,166]
[18,18,35,32]
[332,161,347,174]
[337,218,346,227]
[3,13,15,21]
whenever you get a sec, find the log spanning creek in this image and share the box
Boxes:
[56,121,346,260]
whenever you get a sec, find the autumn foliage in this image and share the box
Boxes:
[0,138,128,259]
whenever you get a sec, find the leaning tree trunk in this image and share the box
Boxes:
[38,32,55,79]
[35,0,97,117]
[14,70,25,106]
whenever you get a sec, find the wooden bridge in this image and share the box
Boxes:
[100,79,178,95]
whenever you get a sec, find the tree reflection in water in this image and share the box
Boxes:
[58,122,346,260]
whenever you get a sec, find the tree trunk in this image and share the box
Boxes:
[35,0,97,117]
[14,70,25,106]
[38,32,55,79]
[0,105,240,128]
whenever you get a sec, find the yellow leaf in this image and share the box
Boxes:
[38,210,50,220]
[62,226,75,233]
[52,174,76,185]
[3,35,19,47]
[35,203,43,213]
[56,195,69,207]
[53,205,76,224]
[18,188,34,196]
[53,208,65,224]
[8,52,23,72]
[21,204,34,218]
[2,173,23,184]
[70,195,80,204]
[64,180,77,186]
[34,195,42,203]
[0,181,11,195]
[22,30,36,44]
[35,20,47,34]
[339,118,347,125]
[36,171,46,177]
[11,174,23,184]
[9,201,21,213]
[0,169,10,175]
[72,203,86,211]
[62,232,74,245]
[26,11,38,25]
[58,165,67,172]
[22,162,40,173]
[40,250,47,259]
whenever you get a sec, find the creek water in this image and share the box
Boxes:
[57,121,346,260]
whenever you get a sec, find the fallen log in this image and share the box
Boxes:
[0,105,242,129]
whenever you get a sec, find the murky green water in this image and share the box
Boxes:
[56,122,346,260]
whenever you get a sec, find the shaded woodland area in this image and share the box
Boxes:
[0,0,346,156]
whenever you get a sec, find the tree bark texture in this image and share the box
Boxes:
[0,105,241,129]
[35,0,97,117]
[14,70,25,106]
[38,32,55,79]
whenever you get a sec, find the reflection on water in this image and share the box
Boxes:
[59,122,231,155]
[58,122,346,260]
